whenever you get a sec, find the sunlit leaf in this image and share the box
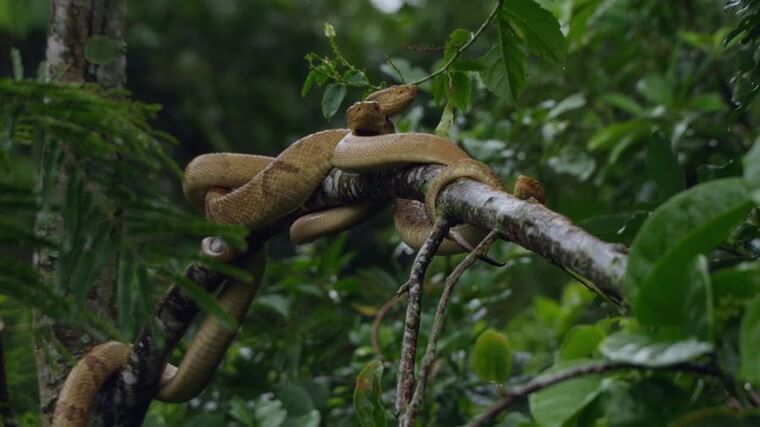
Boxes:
[600,332,712,367]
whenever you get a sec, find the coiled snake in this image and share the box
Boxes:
[52,85,541,426]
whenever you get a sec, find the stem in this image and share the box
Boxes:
[404,230,500,427]
[410,0,504,86]
[466,361,718,427]
[395,220,451,418]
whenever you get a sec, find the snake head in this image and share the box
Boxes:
[366,84,418,116]
[346,101,387,135]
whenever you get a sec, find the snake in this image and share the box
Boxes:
[52,85,539,426]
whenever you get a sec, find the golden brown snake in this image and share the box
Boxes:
[52,85,537,426]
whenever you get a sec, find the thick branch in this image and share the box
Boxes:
[100,264,227,426]
[466,361,718,427]
[309,165,628,304]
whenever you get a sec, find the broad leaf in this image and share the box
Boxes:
[711,262,760,301]
[529,360,607,427]
[626,178,752,329]
[354,360,386,427]
[559,325,606,361]
[501,0,566,62]
[646,131,685,201]
[480,44,522,102]
[600,332,712,367]
[471,329,512,383]
[321,83,346,119]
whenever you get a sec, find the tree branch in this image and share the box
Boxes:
[404,230,500,427]
[308,165,628,305]
[466,361,718,427]
[395,220,450,417]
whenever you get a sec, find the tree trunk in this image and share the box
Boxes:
[34,0,126,424]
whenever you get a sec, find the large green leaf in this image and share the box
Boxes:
[559,325,606,361]
[646,131,685,201]
[682,256,715,341]
[528,360,607,427]
[600,332,712,367]
[353,360,386,427]
[501,0,566,63]
[471,329,513,383]
[626,178,752,329]
[739,296,760,386]
[480,44,522,102]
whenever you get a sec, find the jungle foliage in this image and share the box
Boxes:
[0,0,759,426]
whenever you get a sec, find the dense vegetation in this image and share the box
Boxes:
[0,0,758,425]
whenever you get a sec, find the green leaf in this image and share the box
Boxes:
[444,28,471,62]
[600,332,712,367]
[740,295,760,386]
[626,178,752,329]
[743,139,760,204]
[448,72,472,112]
[495,17,526,103]
[547,93,586,119]
[353,360,386,427]
[529,360,606,427]
[636,74,673,106]
[711,262,760,301]
[471,329,512,383]
[587,120,652,151]
[254,398,287,427]
[559,325,606,361]
[321,83,346,119]
[84,35,123,66]
[601,93,645,116]
[344,70,369,87]
[501,0,567,62]
[685,256,715,341]
[646,131,685,201]
[253,294,291,319]
[277,383,315,417]
[301,70,318,97]
[10,47,22,80]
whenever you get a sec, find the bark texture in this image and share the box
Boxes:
[35,0,127,425]
[310,165,628,303]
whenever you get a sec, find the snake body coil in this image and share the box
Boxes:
[52,85,522,426]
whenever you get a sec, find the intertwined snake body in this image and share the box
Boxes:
[52,85,508,426]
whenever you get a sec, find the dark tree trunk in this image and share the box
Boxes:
[34,0,126,424]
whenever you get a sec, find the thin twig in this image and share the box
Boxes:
[466,361,718,427]
[410,0,504,85]
[395,219,451,417]
[371,294,402,357]
[385,56,407,84]
[404,230,500,427]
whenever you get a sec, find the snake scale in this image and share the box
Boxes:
[52,85,540,426]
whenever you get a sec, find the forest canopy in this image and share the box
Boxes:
[0,0,758,426]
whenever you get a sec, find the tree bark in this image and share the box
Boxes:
[34,0,127,424]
